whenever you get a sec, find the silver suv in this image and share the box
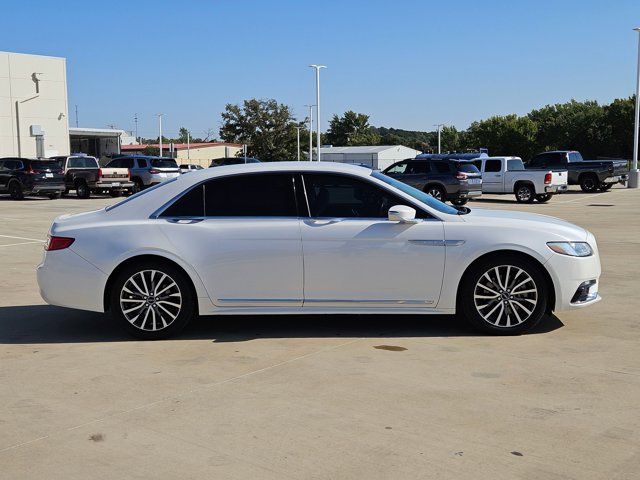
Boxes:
[106,156,181,192]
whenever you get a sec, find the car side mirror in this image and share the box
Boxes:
[388,205,417,223]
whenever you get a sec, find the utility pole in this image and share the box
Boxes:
[157,113,163,157]
[187,130,190,160]
[295,126,304,161]
[75,105,79,127]
[309,65,326,161]
[134,113,139,143]
[305,105,315,161]
[434,123,445,154]
[630,27,640,188]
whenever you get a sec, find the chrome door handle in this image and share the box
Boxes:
[166,218,203,224]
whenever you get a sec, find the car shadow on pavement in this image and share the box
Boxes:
[0,304,564,344]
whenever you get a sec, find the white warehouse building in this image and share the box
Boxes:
[0,51,70,158]
[319,145,422,171]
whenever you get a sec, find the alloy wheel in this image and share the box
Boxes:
[427,188,443,200]
[473,265,538,328]
[119,269,182,331]
[516,186,532,202]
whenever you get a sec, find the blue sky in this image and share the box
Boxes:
[2,0,638,139]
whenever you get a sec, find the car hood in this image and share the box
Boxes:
[462,208,588,241]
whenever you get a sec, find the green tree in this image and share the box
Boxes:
[219,99,299,161]
[600,96,635,158]
[465,115,538,159]
[325,111,381,146]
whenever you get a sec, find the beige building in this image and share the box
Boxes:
[0,51,70,158]
[121,142,243,167]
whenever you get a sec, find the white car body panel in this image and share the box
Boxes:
[476,156,568,194]
[36,162,601,318]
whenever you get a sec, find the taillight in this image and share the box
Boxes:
[149,168,161,174]
[456,172,468,180]
[98,168,103,179]
[45,235,75,251]
[544,172,552,184]
[26,164,35,174]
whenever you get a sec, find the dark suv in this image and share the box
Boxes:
[0,158,65,200]
[383,158,482,205]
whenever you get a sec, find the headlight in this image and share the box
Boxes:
[547,242,593,257]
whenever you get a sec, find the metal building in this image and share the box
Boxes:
[319,145,422,171]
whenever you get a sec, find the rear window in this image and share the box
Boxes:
[151,159,178,168]
[68,156,98,168]
[507,159,525,171]
[31,161,62,170]
[455,162,480,174]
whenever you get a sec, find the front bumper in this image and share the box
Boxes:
[37,247,107,312]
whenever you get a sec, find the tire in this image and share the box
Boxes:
[8,180,24,200]
[515,184,535,203]
[599,184,613,192]
[48,192,61,200]
[110,190,121,198]
[451,198,468,206]
[76,181,90,199]
[425,184,447,202]
[579,174,599,193]
[62,188,69,197]
[458,254,548,335]
[109,260,196,340]
[131,178,144,194]
[535,193,552,203]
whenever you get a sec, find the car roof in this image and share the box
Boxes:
[188,161,371,178]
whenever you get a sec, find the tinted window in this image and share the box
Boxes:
[507,159,525,171]
[484,160,502,172]
[406,162,429,174]
[549,153,567,166]
[304,173,417,219]
[385,162,408,174]
[107,159,121,168]
[161,185,204,217]
[133,158,145,168]
[456,162,481,174]
[433,162,451,174]
[205,173,296,217]
[68,157,98,168]
[472,160,482,170]
[30,161,59,171]
[151,158,178,168]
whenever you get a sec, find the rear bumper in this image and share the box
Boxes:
[29,183,65,195]
[603,174,627,185]
[457,190,482,199]
[94,181,134,190]
[545,184,568,193]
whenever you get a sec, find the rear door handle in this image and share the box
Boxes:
[166,218,203,224]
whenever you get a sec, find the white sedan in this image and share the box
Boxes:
[37,162,601,339]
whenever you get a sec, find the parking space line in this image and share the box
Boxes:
[0,234,45,242]
[0,241,43,248]
[0,337,362,454]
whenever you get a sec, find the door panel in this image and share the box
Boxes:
[301,219,445,306]
[482,159,504,192]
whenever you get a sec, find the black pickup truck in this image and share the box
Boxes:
[51,155,133,198]
[526,151,628,192]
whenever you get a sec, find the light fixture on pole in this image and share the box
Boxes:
[305,104,315,161]
[629,27,640,189]
[433,123,445,154]
[157,113,164,157]
[309,65,326,161]
[295,125,304,161]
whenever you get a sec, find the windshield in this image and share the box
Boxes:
[151,158,178,168]
[371,171,459,215]
[105,177,178,212]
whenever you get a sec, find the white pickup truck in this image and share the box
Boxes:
[472,156,568,203]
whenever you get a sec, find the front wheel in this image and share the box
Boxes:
[535,193,552,203]
[515,184,535,203]
[458,255,548,335]
[110,261,196,340]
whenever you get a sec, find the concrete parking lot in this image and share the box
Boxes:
[1,186,639,479]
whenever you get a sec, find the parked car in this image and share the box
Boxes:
[51,154,133,198]
[383,157,482,205]
[37,162,601,339]
[526,151,628,192]
[210,157,261,167]
[179,164,204,173]
[105,156,181,192]
[0,157,65,200]
[471,156,568,203]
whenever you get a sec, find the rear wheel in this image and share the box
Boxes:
[459,254,548,335]
[8,181,24,200]
[76,181,90,199]
[425,185,446,202]
[580,174,599,193]
[110,261,195,340]
[131,178,144,194]
[535,193,552,203]
[515,184,535,203]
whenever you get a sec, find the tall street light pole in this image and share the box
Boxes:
[305,104,315,161]
[157,113,164,157]
[433,124,445,154]
[630,27,640,189]
[295,126,304,161]
[309,65,326,161]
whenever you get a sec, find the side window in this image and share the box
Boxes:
[303,173,422,219]
[204,173,297,217]
[549,153,566,166]
[137,158,148,168]
[385,162,407,174]
[472,160,483,170]
[160,185,204,217]
[123,158,135,168]
[485,160,502,172]
[531,155,547,167]
[406,162,429,174]
[0,160,5,171]
[433,162,451,174]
